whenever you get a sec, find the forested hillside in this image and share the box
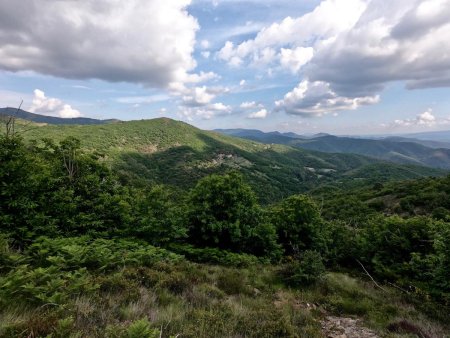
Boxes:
[216,129,450,169]
[14,117,447,203]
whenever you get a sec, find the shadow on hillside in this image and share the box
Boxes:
[114,132,443,203]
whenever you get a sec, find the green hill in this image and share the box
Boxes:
[14,117,447,203]
[0,107,119,125]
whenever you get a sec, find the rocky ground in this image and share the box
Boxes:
[321,316,380,338]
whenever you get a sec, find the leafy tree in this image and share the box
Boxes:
[0,136,56,243]
[187,172,279,257]
[358,216,436,281]
[270,195,325,255]
[131,185,187,245]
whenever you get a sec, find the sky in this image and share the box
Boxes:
[1,0,450,135]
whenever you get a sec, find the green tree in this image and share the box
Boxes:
[270,195,325,255]
[131,185,187,245]
[187,172,279,257]
[0,136,56,244]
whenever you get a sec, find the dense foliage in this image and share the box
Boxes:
[1,132,449,336]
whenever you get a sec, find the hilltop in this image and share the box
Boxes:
[14,117,446,203]
[0,107,119,125]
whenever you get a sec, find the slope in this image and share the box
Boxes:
[15,117,446,203]
[0,107,119,125]
[215,129,450,169]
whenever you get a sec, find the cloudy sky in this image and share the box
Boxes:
[1,0,450,135]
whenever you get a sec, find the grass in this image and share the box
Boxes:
[1,260,448,337]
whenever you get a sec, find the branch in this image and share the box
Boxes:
[355,259,387,293]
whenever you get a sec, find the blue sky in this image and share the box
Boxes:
[1,0,450,135]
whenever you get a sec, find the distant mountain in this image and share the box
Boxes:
[14,118,446,203]
[214,128,302,144]
[291,135,450,169]
[382,136,450,149]
[214,129,450,169]
[0,107,119,125]
[402,130,450,143]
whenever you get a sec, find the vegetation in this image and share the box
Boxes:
[1,120,450,337]
[15,117,447,203]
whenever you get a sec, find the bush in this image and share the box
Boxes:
[27,237,183,272]
[0,265,96,306]
[168,243,265,267]
[280,251,325,287]
[126,319,160,338]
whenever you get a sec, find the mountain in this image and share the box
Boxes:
[14,117,446,203]
[401,130,450,142]
[215,128,302,144]
[0,107,119,125]
[215,129,450,169]
[382,136,450,149]
[290,135,450,169]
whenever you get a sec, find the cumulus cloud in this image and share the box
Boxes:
[175,84,231,120]
[217,0,450,115]
[217,0,366,67]
[0,0,199,87]
[280,47,314,73]
[178,102,231,120]
[180,86,229,107]
[240,101,261,109]
[248,108,268,119]
[393,109,437,127]
[29,89,82,118]
[275,80,379,117]
[308,0,450,96]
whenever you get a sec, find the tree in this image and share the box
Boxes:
[270,195,325,255]
[187,172,279,257]
[131,185,187,245]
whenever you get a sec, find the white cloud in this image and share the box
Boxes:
[217,0,450,116]
[0,0,200,87]
[176,84,231,120]
[280,47,314,73]
[183,86,216,106]
[239,79,246,86]
[394,109,437,127]
[275,80,379,116]
[240,101,257,109]
[248,108,268,119]
[29,89,82,118]
[201,51,211,59]
[308,0,450,96]
[200,39,210,49]
[217,0,366,68]
[178,102,231,120]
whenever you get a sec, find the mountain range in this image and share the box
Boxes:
[3,109,447,203]
[216,129,450,169]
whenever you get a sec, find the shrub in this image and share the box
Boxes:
[280,251,325,287]
[168,243,265,267]
[0,265,96,306]
[126,319,160,338]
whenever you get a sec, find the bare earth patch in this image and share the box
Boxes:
[321,316,379,338]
